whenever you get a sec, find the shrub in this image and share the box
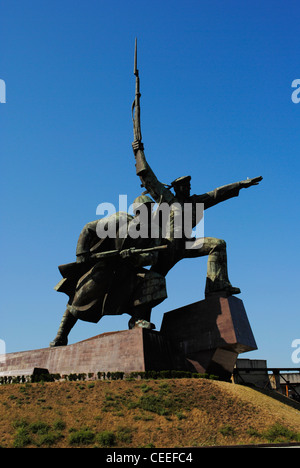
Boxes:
[246,427,262,439]
[110,372,124,380]
[68,428,95,446]
[146,371,158,379]
[116,426,133,444]
[138,394,173,416]
[219,424,236,437]
[29,421,51,434]
[12,419,32,447]
[126,370,219,381]
[141,384,152,393]
[96,430,116,447]
[37,432,63,447]
[13,427,32,448]
[263,423,299,443]
[67,373,78,381]
[53,419,66,431]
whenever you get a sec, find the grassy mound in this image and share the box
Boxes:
[0,378,299,448]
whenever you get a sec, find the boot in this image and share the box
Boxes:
[49,309,77,347]
[128,305,155,330]
[205,248,240,297]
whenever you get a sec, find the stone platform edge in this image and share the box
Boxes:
[0,295,257,379]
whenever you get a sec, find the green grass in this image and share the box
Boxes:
[246,423,300,444]
[13,427,32,448]
[137,394,174,416]
[263,423,300,443]
[96,430,116,447]
[116,426,133,444]
[28,421,51,434]
[68,428,95,446]
[3,378,299,448]
[12,418,64,448]
[219,424,236,437]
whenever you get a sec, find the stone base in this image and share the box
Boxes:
[0,329,177,377]
[0,296,257,380]
[160,295,257,380]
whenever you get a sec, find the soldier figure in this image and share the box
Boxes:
[132,141,262,297]
[131,39,262,298]
[50,196,167,347]
[50,39,263,347]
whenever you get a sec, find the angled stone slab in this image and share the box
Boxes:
[160,295,257,379]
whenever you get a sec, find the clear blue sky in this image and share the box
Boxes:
[1,0,299,368]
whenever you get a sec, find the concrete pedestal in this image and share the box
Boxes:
[0,296,257,380]
[0,329,177,377]
[160,295,257,380]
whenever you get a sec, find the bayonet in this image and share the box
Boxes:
[132,38,142,142]
[134,37,138,76]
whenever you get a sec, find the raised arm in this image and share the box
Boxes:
[132,140,174,205]
[131,40,174,205]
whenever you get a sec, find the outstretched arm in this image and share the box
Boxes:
[239,176,263,188]
[195,176,263,210]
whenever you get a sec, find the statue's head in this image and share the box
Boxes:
[171,176,191,199]
[132,195,154,215]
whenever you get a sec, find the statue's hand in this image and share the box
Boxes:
[120,249,132,259]
[132,140,144,154]
[242,176,263,188]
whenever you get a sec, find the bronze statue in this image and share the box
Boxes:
[131,39,262,297]
[50,198,168,347]
[50,39,262,347]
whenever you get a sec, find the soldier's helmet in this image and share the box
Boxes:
[132,195,154,214]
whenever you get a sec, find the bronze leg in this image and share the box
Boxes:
[49,309,77,347]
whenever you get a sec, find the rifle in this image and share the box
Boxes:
[56,244,168,286]
[132,37,142,142]
[131,38,149,176]
[92,244,167,260]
